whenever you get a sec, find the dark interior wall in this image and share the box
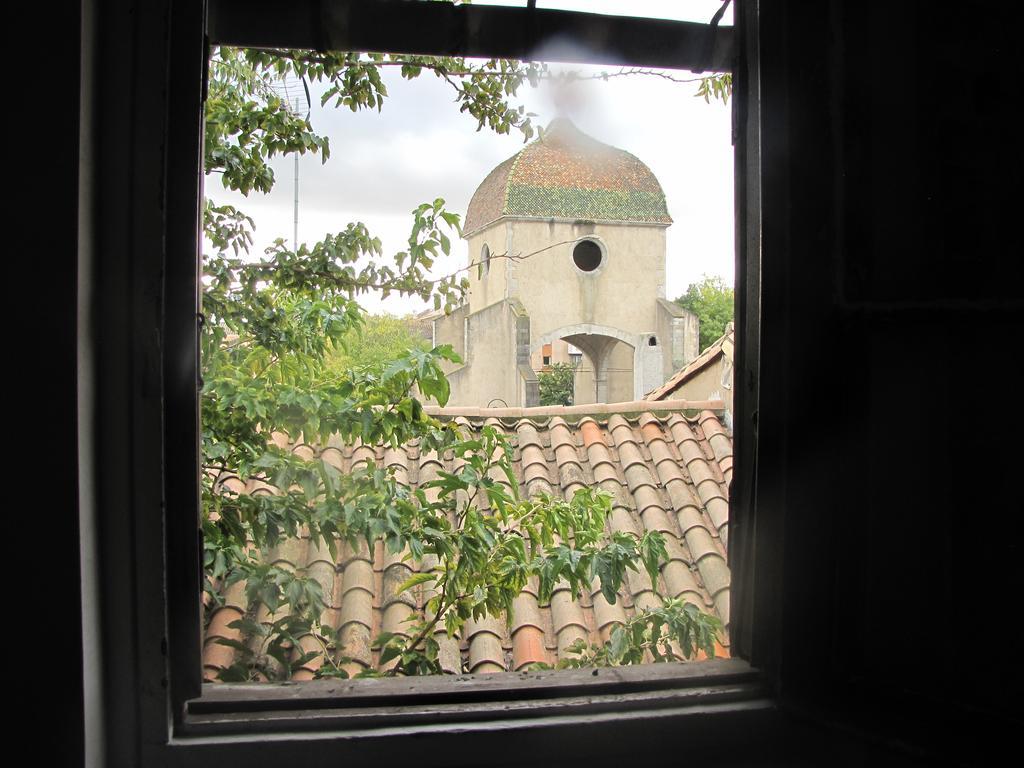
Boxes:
[14,0,89,763]
[754,1,1022,760]
[35,2,85,765]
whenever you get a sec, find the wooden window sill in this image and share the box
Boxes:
[180,659,769,739]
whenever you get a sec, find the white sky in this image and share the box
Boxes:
[206,0,735,314]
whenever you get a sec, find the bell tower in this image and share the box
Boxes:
[432,119,699,407]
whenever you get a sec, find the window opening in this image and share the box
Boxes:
[572,238,603,272]
[187,0,747,722]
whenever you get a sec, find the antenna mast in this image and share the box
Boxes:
[271,73,311,251]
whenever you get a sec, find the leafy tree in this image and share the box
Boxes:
[202,39,727,681]
[325,313,430,374]
[674,274,735,352]
[547,599,721,669]
[538,362,576,406]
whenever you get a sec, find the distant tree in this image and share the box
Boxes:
[538,362,575,406]
[674,275,734,352]
[325,314,430,374]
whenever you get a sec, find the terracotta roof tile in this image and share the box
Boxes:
[666,415,730,549]
[698,411,734,483]
[203,580,245,679]
[203,402,733,680]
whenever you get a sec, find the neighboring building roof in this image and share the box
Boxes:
[464,118,673,235]
[203,400,732,681]
[646,323,735,402]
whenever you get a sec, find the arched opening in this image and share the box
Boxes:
[532,333,635,405]
[481,243,491,275]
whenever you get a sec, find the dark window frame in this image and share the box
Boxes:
[90,0,769,762]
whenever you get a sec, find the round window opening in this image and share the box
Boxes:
[572,239,603,272]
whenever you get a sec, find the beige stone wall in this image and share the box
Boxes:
[666,358,734,414]
[430,304,469,378]
[465,222,510,315]
[433,298,527,407]
[452,218,702,406]
[656,298,700,373]
[515,219,670,402]
[506,219,667,337]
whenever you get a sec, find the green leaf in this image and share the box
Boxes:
[608,625,629,661]
[213,637,252,654]
[394,571,437,595]
[378,643,403,666]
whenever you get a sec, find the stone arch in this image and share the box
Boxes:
[533,322,637,351]
[532,323,642,404]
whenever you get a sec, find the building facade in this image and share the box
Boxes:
[433,119,699,407]
[647,323,735,429]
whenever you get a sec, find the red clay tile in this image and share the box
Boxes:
[204,403,733,679]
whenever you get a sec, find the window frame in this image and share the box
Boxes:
[87,0,769,763]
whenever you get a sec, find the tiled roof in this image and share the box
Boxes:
[646,323,735,402]
[464,118,673,235]
[203,400,732,681]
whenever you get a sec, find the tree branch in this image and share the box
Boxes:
[274,238,577,298]
[248,50,723,86]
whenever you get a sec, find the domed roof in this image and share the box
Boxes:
[464,118,672,235]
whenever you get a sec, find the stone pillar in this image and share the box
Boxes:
[584,336,618,404]
[594,356,609,404]
[514,305,539,407]
[637,334,665,398]
[656,298,700,379]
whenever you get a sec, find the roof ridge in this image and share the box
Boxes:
[424,398,724,421]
